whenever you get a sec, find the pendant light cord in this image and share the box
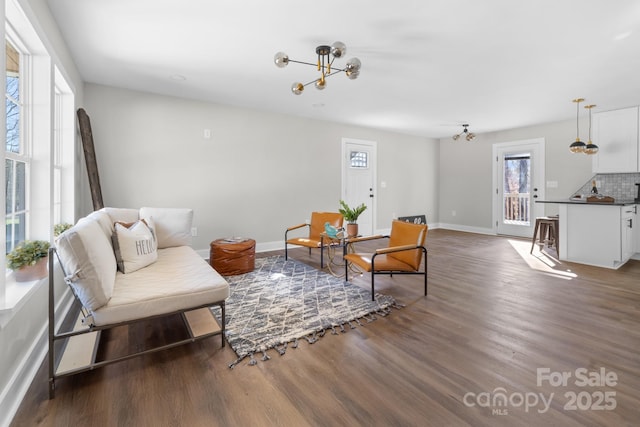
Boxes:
[576,100,580,140]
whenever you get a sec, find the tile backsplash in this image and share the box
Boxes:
[575,173,640,201]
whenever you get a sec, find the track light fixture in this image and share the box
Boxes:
[274,41,362,95]
[452,124,476,141]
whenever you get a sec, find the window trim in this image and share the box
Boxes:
[2,5,76,314]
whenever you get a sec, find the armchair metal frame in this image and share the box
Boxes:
[285,212,343,267]
[344,221,428,300]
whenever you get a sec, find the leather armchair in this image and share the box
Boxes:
[344,220,428,300]
[285,212,344,267]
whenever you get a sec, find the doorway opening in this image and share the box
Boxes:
[493,138,545,238]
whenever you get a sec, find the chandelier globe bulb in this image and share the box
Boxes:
[274,52,289,68]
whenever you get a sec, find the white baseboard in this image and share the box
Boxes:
[195,226,474,260]
[194,240,284,260]
[1,287,73,427]
[436,222,495,235]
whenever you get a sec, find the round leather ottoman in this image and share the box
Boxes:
[209,238,256,275]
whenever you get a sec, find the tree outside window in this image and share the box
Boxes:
[5,40,27,253]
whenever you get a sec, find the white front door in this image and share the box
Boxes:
[342,138,376,236]
[493,138,545,237]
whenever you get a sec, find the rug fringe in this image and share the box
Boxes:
[305,332,318,344]
[275,342,287,356]
[226,295,404,368]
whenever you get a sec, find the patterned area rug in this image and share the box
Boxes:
[211,255,399,368]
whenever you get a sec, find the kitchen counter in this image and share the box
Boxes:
[541,202,639,269]
[536,198,638,206]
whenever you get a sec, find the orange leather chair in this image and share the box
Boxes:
[285,212,344,267]
[344,220,428,300]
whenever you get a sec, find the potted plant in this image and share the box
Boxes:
[7,239,50,282]
[54,222,73,237]
[338,200,367,237]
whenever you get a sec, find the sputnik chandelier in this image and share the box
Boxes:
[274,41,362,95]
[569,98,599,155]
[452,124,476,141]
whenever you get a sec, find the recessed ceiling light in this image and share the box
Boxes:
[169,74,186,81]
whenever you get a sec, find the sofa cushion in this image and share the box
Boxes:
[86,209,114,241]
[139,207,193,248]
[112,219,158,273]
[104,207,140,225]
[55,217,117,311]
[92,246,230,326]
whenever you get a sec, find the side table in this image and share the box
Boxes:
[319,232,361,277]
[209,238,256,275]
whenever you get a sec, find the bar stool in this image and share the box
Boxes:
[530,216,559,256]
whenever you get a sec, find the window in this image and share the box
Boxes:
[502,154,531,224]
[1,0,76,315]
[349,150,368,168]
[5,39,27,254]
[53,87,62,225]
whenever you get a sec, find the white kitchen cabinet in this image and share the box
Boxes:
[559,203,636,269]
[592,106,639,173]
[621,205,636,262]
[633,205,640,258]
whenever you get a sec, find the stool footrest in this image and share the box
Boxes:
[530,217,559,256]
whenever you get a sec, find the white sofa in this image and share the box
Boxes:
[48,207,229,398]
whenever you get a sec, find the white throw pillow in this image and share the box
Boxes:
[112,220,158,273]
[139,207,193,248]
[55,217,117,311]
[103,207,140,226]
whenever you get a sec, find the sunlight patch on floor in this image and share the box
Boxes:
[508,239,577,280]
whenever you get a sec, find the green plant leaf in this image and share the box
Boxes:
[7,240,50,270]
[338,200,367,224]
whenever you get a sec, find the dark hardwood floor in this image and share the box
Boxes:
[10,229,640,426]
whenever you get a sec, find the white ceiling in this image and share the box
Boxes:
[46,0,640,139]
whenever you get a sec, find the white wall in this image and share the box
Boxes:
[83,83,439,252]
[438,119,595,232]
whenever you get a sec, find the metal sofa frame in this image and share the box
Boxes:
[47,247,226,398]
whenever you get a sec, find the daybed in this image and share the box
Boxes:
[48,207,229,398]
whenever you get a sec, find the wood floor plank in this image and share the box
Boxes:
[10,229,640,426]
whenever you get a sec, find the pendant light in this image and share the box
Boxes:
[583,104,599,155]
[569,98,586,153]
